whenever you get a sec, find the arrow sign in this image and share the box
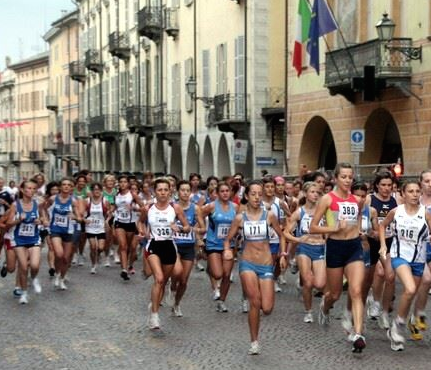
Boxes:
[256,157,277,166]
[351,129,364,152]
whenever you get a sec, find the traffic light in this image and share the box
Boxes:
[391,160,403,178]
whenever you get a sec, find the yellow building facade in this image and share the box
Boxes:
[287,0,431,177]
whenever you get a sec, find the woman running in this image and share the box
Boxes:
[102,174,117,266]
[85,182,111,274]
[224,180,286,355]
[44,177,83,290]
[7,180,44,304]
[285,181,326,323]
[128,182,144,274]
[201,182,238,312]
[309,162,366,353]
[140,178,190,330]
[381,181,431,351]
[169,180,205,316]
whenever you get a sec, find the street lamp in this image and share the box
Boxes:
[376,13,422,61]
[185,77,213,108]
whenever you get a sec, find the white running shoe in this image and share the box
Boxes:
[290,258,299,274]
[216,301,228,312]
[149,313,160,330]
[54,274,60,288]
[318,298,330,326]
[242,299,249,313]
[230,272,235,283]
[378,311,390,330]
[172,305,183,317]
[109,249,114,258]
[71,254,78,265]
[91,266,97,275]
[104,257,111,267]
[389,320,405,344]
[59,279,68,291]
[341,310,353,334]
[212,288,221,301]
[278,274,287,285]
[274,282,282,293]
[248,341,260,355]
[32,278,42,294]
[19,291,28,304]
[303,311,314,323]
[77,254,85,266]
[114,253,121,264]
[196,261,205,271]
[367,297,381,319]
[165,288,175,308]
[295,276,302,295]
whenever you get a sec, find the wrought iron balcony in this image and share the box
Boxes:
[325,38,413,102]
[138,6,162,42]
[69,61,86,82]
[29,151,47,165]
[46,95,58,111]
[57,143,79,160]
[152,105,181,141]
[85,49,103,73]
[108,32,131,60]
[125,105,151,134]
[213,93,250,137]
[9,152,21,163]
[42,135,57,153]
[73,120,90,143]
[165,8,179,39]
[88,114,119,141]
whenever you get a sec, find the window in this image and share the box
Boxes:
[216,43,227,95]
[202,49,210,98]
[120,72,127,108]
[272,120,284,152]
[235,36,245,118]
[184,57,193,112]
[154,56,159,105]
[111,76,118,115]
[65,76,70,96]
[102,80,109,115]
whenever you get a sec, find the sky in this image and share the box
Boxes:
[0,0,76,70]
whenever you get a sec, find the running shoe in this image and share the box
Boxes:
[278,274,287,285]
[165,288,175,308]
[48,268,56,277]
[1,263,7,278]
[54,274,60,288]
[414,314,427,331]
[387,320,405,351]
[351,334,366,353]
[248,341,260,355]
[71,254,78,265]
[120,270,130,281]
[13,288,23,298]
[109,249,114,258]
[303,311,314,323]
[408,316,423,341]
[242,299,249,313]
[378,311,390,330]
[318,298,330,326]
[366,297,381,320]
[216,301,228,312]
[128,266,136,275]
[230,272,235,283]
[196,261,205,271]
[32,278,42,294]
[91,266,97,275]
[172,305,183,317]
[19,291,28,305]
[104,257,111,267]
[274,282,282,293]
[290,259,298,274]
[341,310,353,334]
[59,279,68,291]
[149,312,160,330]
[389,320,406,343]
[64,273,70,282]
[114,253,121,264]
[212,288,221,301]
[77,254,85,266]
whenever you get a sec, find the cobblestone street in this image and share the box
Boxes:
[1,249,431,370]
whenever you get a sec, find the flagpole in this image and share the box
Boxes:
[284,0,289,174]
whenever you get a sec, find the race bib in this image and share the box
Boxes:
[155,227,172,238]
[18,223,35,237]
[338,202,358,222]
[54,214,68,227]
[244,220,267,240]
[217,223,230,239]
[174,230,194,241]
[118,210,131,222]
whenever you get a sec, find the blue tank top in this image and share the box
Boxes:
[50,195,74,235]
[206,200,236,251]
[360,205,372,234]
[174,203,197,245]
[242,210,269,243]
[13,200,40,246]
[371,194,397,238]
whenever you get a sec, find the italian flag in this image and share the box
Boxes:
[292,0,311,77]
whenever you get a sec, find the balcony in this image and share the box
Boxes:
[85,49,103,73]
[73,120,90,143]
[262,87,285,116]
[29,151,47,166]
[125,105,151,135]
[42,135,57,153]
[9,152,21,164]
[165,8,179,39]
[69,61,86,83]
[213,93,250,137]
[153,105,181,142]
[325,38,413,102]
[88,115,119,141]
[108,32,131,60]
[46,95,58,112]
[57,143,79,160]
[138,6,162,42]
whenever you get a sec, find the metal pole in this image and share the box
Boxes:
[284,0,288,174]
[193,0,199,173]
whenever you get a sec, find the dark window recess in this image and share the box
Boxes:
[272,121,284,151]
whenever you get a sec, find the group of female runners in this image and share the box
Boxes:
[1,165,431,356]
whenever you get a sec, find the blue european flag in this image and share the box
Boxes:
[307,0,338,75]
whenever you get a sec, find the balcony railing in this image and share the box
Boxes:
[325,38,413,99]
[73,120,90,142]
[89,115,119,140]
[85,49,103,73]
[46,95,58,111]
[125,105,150,131]
[42,135,57,152]
[213,94,250,122]
[69,61,86,82]
[9,152,21,163]
[152,105,181,134]
[108,32,130,60]
[165,8,179,39]
[57,143,79,159]
[29,151,46,162]
[138,6,162,41]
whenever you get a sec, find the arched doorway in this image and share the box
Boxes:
[202,136,214,179]
[186,136,198,176]
[135,138,143,172]
[299,116,337,171]
[362,108,403,165]
[217,134,231,177]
